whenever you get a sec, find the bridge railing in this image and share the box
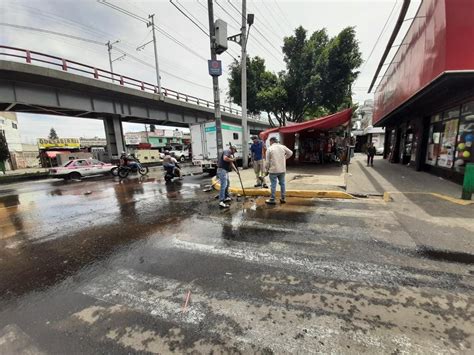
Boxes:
[0,45,267,123]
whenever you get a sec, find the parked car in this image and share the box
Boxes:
[160,145,190,162]
[49,158,115,180]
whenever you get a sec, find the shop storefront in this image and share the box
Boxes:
[372,0,474,184]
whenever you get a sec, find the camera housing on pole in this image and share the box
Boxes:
[214,19,228,55]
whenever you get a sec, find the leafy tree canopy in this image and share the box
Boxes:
[48,127,59,140]
[228,26,362,126]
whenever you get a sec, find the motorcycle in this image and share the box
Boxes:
[164,163,181,182]
[117,159,149,178]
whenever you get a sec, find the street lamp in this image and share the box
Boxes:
[228,3,254,168]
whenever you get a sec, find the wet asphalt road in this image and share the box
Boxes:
[0,168,473,354]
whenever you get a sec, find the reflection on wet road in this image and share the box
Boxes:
[0,171,473,354]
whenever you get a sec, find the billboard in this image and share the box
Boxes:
[37,138,80,149]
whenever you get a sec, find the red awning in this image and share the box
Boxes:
[45,151,70,158]
[260,108,353,141]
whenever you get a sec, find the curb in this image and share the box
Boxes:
[383,191,474,206]
[0,172,49,185]
[211,177,355,199]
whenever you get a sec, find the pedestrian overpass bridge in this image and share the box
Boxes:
[0,46,270,158]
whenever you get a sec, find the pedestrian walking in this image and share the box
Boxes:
[250,135,268,188]
[217,144,238,208]
[265,137,293,205]
[367,142,376,167]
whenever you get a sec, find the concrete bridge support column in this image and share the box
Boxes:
[103,116,125,161]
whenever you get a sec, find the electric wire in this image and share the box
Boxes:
[259,0,289,37]
[272,0,294,32]
[360,0,399,72]
[169,0,239,60]
[227,0,282,59]
[249,0,285,41]
[0,22,213,90]
[98,0,208,61]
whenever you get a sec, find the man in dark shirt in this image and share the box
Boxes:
[217,145,238,208]
[250,136,268,188]
[367,143,376,167]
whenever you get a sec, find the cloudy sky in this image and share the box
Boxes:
[1,0,421,143]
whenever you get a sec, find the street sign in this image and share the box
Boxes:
[208,60,222,77]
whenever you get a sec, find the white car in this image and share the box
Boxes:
[49,158,115,180]
[160,147,189,162]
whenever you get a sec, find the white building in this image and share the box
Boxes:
[0,112,40,170]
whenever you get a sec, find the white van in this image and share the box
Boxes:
[191,122,245,174]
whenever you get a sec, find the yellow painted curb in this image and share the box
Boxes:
[382,191,473,206]
[211,177,355,199]
[430,193,474,206]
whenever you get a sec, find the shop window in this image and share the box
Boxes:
[455,101,474,172]
[233,133,239,140]
[12,122,17,129]
[426,108,460,168]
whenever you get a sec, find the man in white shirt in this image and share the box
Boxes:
[265,137,293,204]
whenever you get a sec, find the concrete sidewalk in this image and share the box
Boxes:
[346,154,468,201]
[217,163,353,199]
[1,167,48,176]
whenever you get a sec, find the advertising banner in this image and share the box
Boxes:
[37,138,80,149]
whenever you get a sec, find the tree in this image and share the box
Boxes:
[0,131,9,174]
[227,26,362,125]
[48,127,58,140]
[228,56,276,115]
[150,124,156,133]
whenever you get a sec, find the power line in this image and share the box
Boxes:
[0,22,213,90]
[170,0,208,36]
[259,0,289,37]
[272,0,294,32]
[227,1,282,57]
[98,0,208,61]
[0,23,104,46]
[217,0,282,64]
[250,0,285,41]
[169,0,239,61]
[360,1,399,72]
[6,3,208,83]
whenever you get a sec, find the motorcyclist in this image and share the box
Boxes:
[119,151,139,170]
[163,151,183,179]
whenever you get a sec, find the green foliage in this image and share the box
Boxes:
[0,131,9,163]
[48,127,58,140]
[227,26,362,125]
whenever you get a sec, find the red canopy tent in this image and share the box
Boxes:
[260,108,353,141]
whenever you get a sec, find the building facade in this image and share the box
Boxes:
[373,0,474,183]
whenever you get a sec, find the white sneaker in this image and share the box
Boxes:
[219,201,230,208]
[224,197,232,202]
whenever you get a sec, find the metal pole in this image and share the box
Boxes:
[148,14,162,95]
[106,41,114,81]
[207,0,224,158]
[241,0,249,168]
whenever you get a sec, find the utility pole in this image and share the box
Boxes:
[241,0,249,168]
[106,40,124,81]
[207,0,224,158]
[147,14,162,95]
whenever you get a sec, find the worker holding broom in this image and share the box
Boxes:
[217,144,238,208]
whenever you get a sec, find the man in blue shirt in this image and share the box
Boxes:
[250,136,268,188]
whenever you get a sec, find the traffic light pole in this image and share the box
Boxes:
[241,0,249,168]
[207,0,224,159]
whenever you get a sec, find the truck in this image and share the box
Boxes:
[191,122,244,174]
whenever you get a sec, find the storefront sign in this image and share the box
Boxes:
[38,138,80,149]
[125,135,141,145]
